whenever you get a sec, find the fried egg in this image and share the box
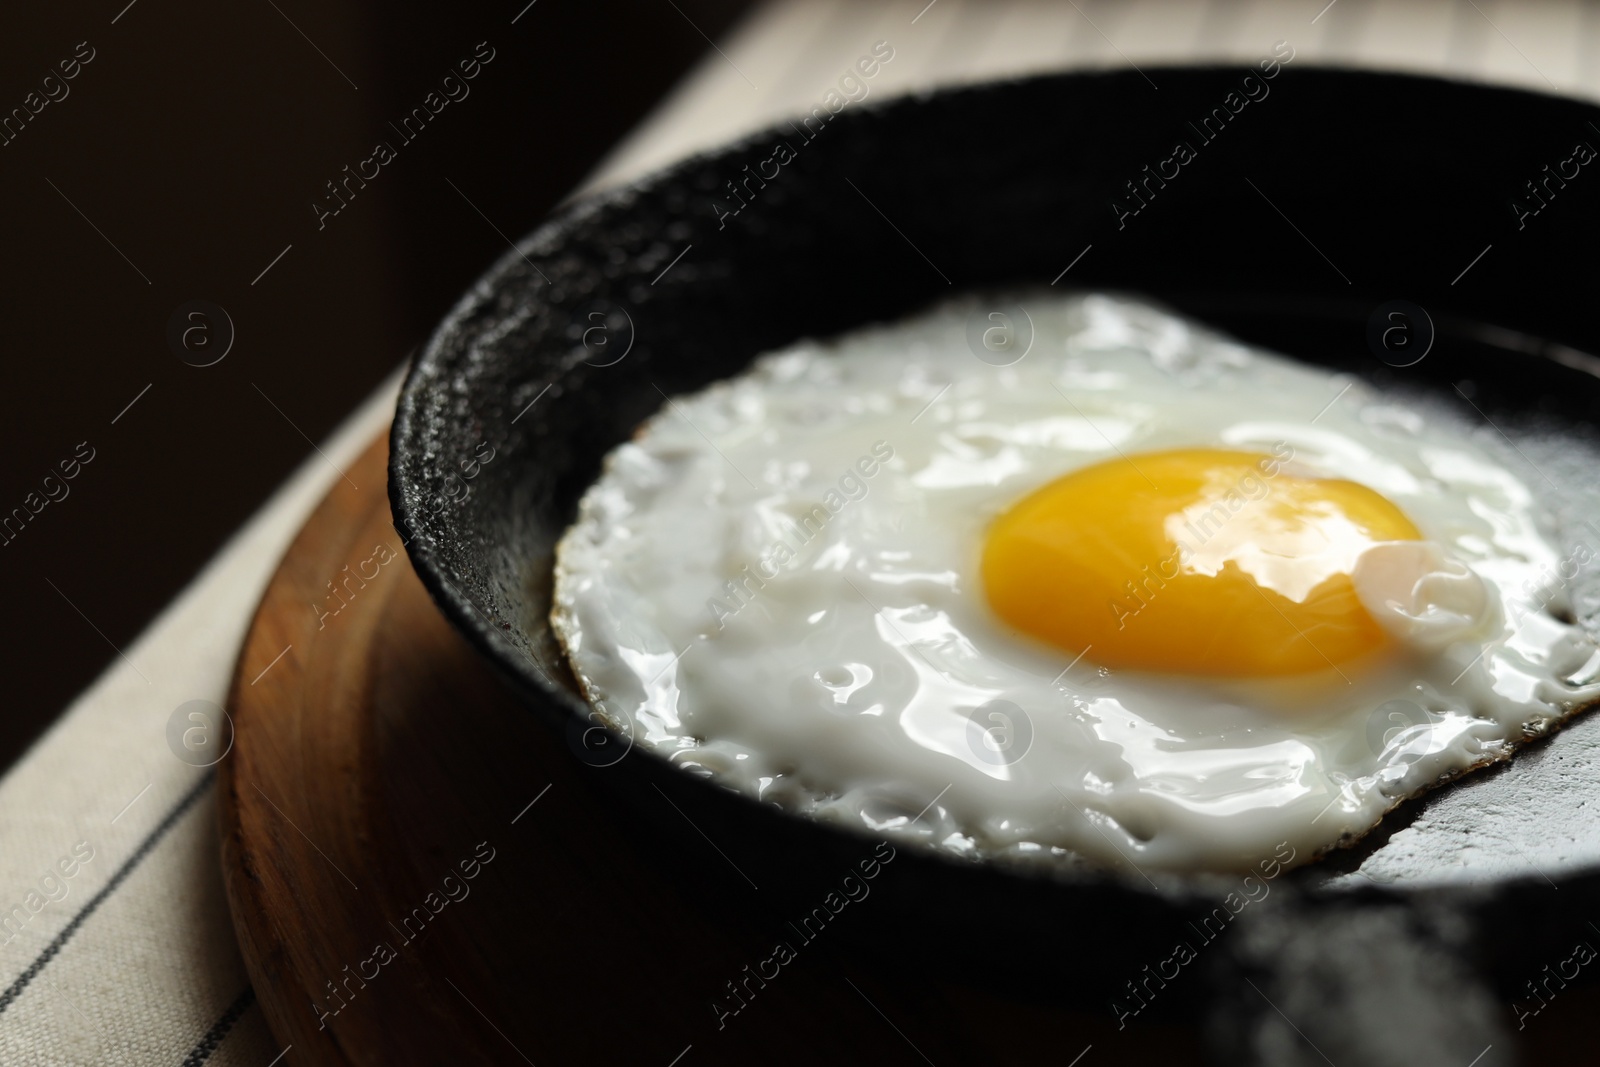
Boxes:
[550,293,1600,874]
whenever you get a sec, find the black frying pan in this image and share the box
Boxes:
[390,68,1600,1065]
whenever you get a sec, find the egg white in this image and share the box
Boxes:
[550,293,1600,874]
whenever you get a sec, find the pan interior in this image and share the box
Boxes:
[390,67,1600,895]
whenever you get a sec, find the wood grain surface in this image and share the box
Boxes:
[216,429,1600,1065]
[216,431,1211,1065]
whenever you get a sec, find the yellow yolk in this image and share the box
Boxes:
[981,449,1423,677]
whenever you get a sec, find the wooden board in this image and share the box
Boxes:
[217,431,1212,1065]
[218,430,1600,1064]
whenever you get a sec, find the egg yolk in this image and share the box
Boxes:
[981,448,1423,677]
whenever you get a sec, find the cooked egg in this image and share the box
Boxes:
[550,293,1600,874]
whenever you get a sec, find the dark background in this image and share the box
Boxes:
[0,0,748,771]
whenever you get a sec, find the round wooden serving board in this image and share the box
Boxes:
[220,430,1600,1065]
[217,431,1208,1065]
